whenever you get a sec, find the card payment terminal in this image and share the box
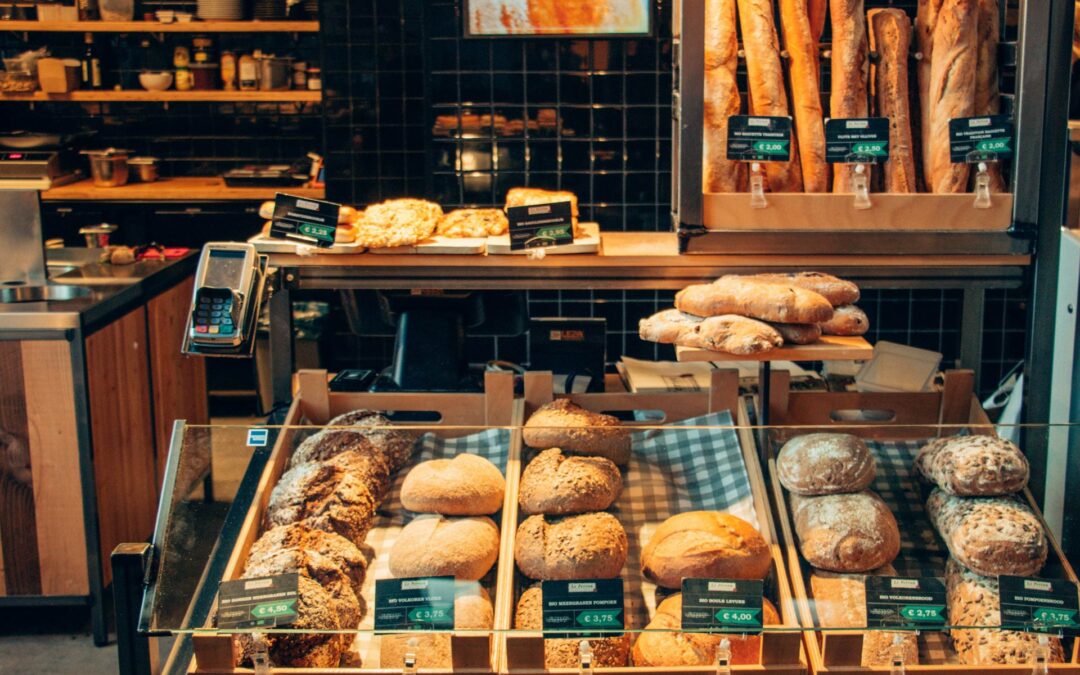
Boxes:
[186,243,262,351]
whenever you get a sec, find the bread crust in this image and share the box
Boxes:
[777,433,876,495]
[519,448,622,515]
[926,0,977,192]
[870,9,918,193]
[780,0,829,192]
[515,583,631,667]
[641,511,773,588]
[735,272,861,306]
[926,489,1047,577]
[437,208,508,237]
[819,304,869,336]
[675,277,835,324]
[248,523,368,596]
[233,576,342,668]
[265,459,378,546]
[523,399,631,466]
[400,454,506,516]
[355,198,442,248]
[388,514,500,580]
[515,512,628,580]
[915,435,1029,496]
[639,309,784,354]
[703,0,746,192]
[975,0,1006,192]
[790,490,900,572]
[767,321,822,345]
[829,0,871,194]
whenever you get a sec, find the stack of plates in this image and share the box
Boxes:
[253,0,286,20]
[197,0,244,20]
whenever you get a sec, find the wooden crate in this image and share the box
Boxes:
[190,369,518,674]
[763,369,1080,673]
[499,370,806,674]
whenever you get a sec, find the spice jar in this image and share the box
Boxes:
[173,46,190,69]
[238,52,258,91]
[192,37,213,63]
[220,50,236,90]
[175,67,193,91]
[306,66,321,91]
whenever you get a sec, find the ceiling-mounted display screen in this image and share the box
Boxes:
[465,0,652,37]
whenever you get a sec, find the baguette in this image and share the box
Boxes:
[703,0,746,192]
[736,0,803,192]
[915,0,944,190]
[780,0,829,191]
[675,277,835,324]
[870,9,918,193]
[926,0,978,192]
[809,0,828,44]
[734,271,860,306]
[975,0,1007,192]
[829,0,870,194]
[638,309,784,355]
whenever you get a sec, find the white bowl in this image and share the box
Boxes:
[176,12,193,22]
[139,71,174,91]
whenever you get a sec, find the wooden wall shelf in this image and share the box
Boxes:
[0,90,321,102]
[0,20,319,32]
[42,177,325,202]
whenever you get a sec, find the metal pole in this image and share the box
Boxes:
[112,543,156,675]
[267,269,294,408]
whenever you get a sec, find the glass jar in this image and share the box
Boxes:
[220,51,236,90]
[238,53,258,91]
[173,46,190,69]
[306,66,321,91]
[190,63,218,90]
[174,67,193,91]
[192,37,213,64]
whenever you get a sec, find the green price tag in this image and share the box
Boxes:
[576,610,623,628]
[541,579,625,638]
[297,222,335,240]
[681,578,764,633]
[752,140,789,155]
[408,604,452,624]
[899,605,945,622]
[217,573,299,630]
[865,576,947,630]
[715,608,762,625]
[374,576,457,631]
[1000,576,1080,635]
[1033,608,1079,627]
[975,138,1011,153]
[251,599,296,619]
[851,142,888,157]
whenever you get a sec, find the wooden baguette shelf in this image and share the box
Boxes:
[42,177,324,202]
[675,336,874,363]
[0,90,321,102]
[0,20,319,32]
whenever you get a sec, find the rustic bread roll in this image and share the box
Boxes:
[519,448,622,515]
[926,489,1047,577]
[675,277,835,325]
[703,0,746,192]
[777,433,877,495]
[870,9,918,193]
[780,0,829,192]
[265,458,378,546]
[830,0,871,194]
[975,0,1006,193]
[515,512,628,580]
[767,322,821,345]
[819,304,869,336]
[436,208,508,237]
[926,0,977,192]
[515,584,631,668]
[790,491,900,572]
[631,593,780,666]
[639,309,783,354]
[523,399,631,466]
[378,584,494,668]
[915,435,1029,496]
[810,565,919,666]
[736,272,861,307]
[641,511,773,588]
[233,576,343,668]
[247,523,368,596]
[946,558,1066,665]
[400,454,506,516]
[389,515,500,581]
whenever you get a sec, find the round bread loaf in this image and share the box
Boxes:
[641,512,772,588]
[523,399,631,466]
[519,448,622,515]
[631,593,780,666]
[248,523,369,595]
[265,459,378,546]
[777,433,877,496]
[819,304,869,336]
[790,491,900,572]
[515,584,631,668]
[389,515,500,580]
[914,435,1029,496]
[515,512,628,580]
[378,584,494,668]
[927,489,1047,577]
[234,576,342,668]
[400,454,506,515]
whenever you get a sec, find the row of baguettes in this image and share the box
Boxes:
[702,0,1005,195]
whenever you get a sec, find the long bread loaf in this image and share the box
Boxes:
[674,277,834,324]
[781,0,829,192]
[870,9,917,193]
[926,0,977,193]
[915,0,944,190]
[975,0,1007,192]
[704,0,746,192]
[829,0,870,193]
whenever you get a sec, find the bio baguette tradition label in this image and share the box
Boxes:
[217,573,299,630]
[541,579,625,639]
[507,201,575,250]
[681,578,764,633]
[864,576,947,630]
[269,193,342,248]
[948,115,1014,163]
[726,116,794,162]
[999,576,1080,635]
[374,576,456,632]
[824,117,890,164]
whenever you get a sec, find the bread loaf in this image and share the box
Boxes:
[915,0,944,190]
[790,491,900,572]
[378,584,494,668]
[735,272,861,307]
[946,558,1066,665]
[515,512,628,580]
[768,321,822,345]
[870,9,918,193]
[926,489,1047,577]
[247,523,368,596]
[830,0,871,194]
[523,399,631,466]
[265,458,378,546]
[400,454,506,516]
[810,566,920,666]
[780,0,829,192]
[927,0,977,192]
[915,435,1029,496]
[437,208,508,237]
[631,593,780,666]
[777,433,876,495]
[639,309,783,354]
[676,277,835,325]
[975,0,1006,192]
[703,0,746,192]
[519,448,622,515]
[515,584,631,668]
[388,514,500,580]
[809,0,827,44]
[233,576,343,668]
[291,409,416,474]
[356,199,442,248]
[641,511,773,588]
[819,304,869,336]
[736,0,803,192]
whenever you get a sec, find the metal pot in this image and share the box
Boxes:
[82,148,131,187]
[129,156,159,182]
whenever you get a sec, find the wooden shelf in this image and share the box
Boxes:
[0,90,321,102]
[42,177,324,202]
[0,20,318,32]
[675,336,875,363]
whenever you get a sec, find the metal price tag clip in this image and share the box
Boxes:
[852,163,872,210]
[578,640,594,675]
[526,247,547,261]
[749,162,768,209]
[251,633,271,675]
[889,633,908,675]
[973,161,992,209]
[1031,634,1051,675]
[403,636,419,675]
[715,637,732,675]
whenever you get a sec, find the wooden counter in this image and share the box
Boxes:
[42,177,324,202]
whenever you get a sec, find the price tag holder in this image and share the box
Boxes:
[374,576,456,632]
[725,115,793,162]
[269,193,342,248]
[999,576,1080,635]
[864,576,947,630]
[217,573,299,630]
[681,578,764,633]
[508,201,575,251]
[541,579,624,639]
[949,115,1014,164]
[825,117,890,164]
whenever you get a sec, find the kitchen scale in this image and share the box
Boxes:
[0,130,91,189]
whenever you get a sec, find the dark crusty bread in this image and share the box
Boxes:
[777,433,876,495]
[819,304,869,336]
[926,489,1047,577]
[915,435,1029,496]
[639,309,783,355]
[523,399,631,466]
[515,512,628,580]
[641,511,773,589]
[735,272,861,307]
[247,523,368,596]
[400,453,506,516]
[519,448,622,515]
[703,0,746,192]
[675,277,835,325]
[515,583,631,668]
[265,458,378,546]
[291,409,416,475]
[233,576,342,668]
[388,514,500,581]
[790,490,900,572]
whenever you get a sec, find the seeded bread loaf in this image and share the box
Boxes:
[926,489,1047,577]
[777,433,876,495]
[819,304,870,336]
[523,399,631,466]
[515,512,628,580]
[378,584,494,668]
[290,409,416,475]
[389,514,500,581]
[519,448,622,515]
[639,309,783,354]
[247,523,368,596]
[675,277,835,325]
[915,435,1029,496]
[790,491,900,572]
[233,576,343,668]
[641,511,773,589]
[515,583,631,668]
[400,454,506,516]
[736,273,860,307]
[265,458,378,546]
